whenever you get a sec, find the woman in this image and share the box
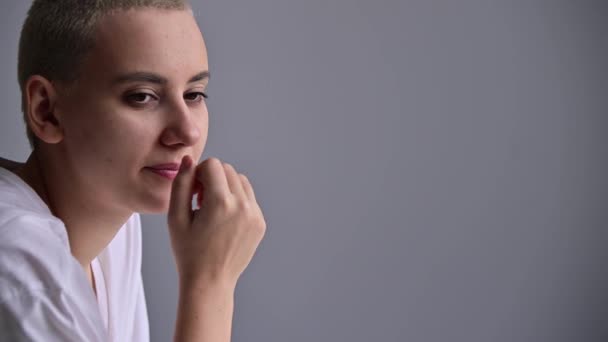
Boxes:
[0,1,266,341]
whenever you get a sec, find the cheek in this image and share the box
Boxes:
[95,120,153,170]
[71,117,120,155]
[64,110,150,167]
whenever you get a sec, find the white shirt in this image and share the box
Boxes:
[0,166,149,341]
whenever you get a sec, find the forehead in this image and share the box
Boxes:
[83,8,208,83]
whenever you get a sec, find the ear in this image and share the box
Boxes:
[24,75,64,144]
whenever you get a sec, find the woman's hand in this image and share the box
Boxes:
[167,155,267,288]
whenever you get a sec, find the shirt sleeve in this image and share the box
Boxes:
[0,287,107,342]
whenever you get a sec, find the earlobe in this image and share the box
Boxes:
[24,75,64,144]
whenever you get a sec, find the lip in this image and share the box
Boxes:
[145,162,181,180]
[147,163,180,171]
[146,168,178,180]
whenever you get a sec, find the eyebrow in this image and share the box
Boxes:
[112,71,210,85]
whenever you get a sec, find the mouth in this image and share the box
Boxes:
[144,163,180,180]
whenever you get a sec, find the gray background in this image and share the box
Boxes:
[1,1,607,341]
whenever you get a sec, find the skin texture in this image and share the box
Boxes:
[11,7,266,342]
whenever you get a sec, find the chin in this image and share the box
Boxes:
[136,194,172,214]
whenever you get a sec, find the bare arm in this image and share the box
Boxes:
[168,156,267,342]
[174,278,235,342]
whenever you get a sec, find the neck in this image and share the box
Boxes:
[14,150,131,271]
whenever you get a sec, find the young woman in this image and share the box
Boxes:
[0,1,266,341]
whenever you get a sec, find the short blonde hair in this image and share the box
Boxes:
[18,0,190,149]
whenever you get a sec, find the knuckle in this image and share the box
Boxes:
[205,157,222,170]
[216,195,232,211]
[252,210,266,228]
[258,218,267,231]
[256,218,267,235]
[236,197,251,211]
[227,163,240,174]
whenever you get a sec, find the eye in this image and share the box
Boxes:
[125,92,158,105]
[184,92,208,102]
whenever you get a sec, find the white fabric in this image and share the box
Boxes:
[0,166,149,341]
[92,257,109,332]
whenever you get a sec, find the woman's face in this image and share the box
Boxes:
[54,8,209,214]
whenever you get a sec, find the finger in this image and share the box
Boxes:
[223,162,246,198]
[239,173,256,202]
[168,155,194,229]
[195,157,231,200]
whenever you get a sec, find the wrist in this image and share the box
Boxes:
[179,272,237,294]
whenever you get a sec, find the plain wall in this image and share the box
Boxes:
[1,1,607,341]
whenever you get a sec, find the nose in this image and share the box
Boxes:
[159,98,202,148]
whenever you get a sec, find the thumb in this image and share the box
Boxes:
[168,155,194,229]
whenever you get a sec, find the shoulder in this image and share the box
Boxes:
[0,284,106,341]
[0,214,106,340]
[0,167,67,246]
[0,166,87,306]
[0,211,77,301]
